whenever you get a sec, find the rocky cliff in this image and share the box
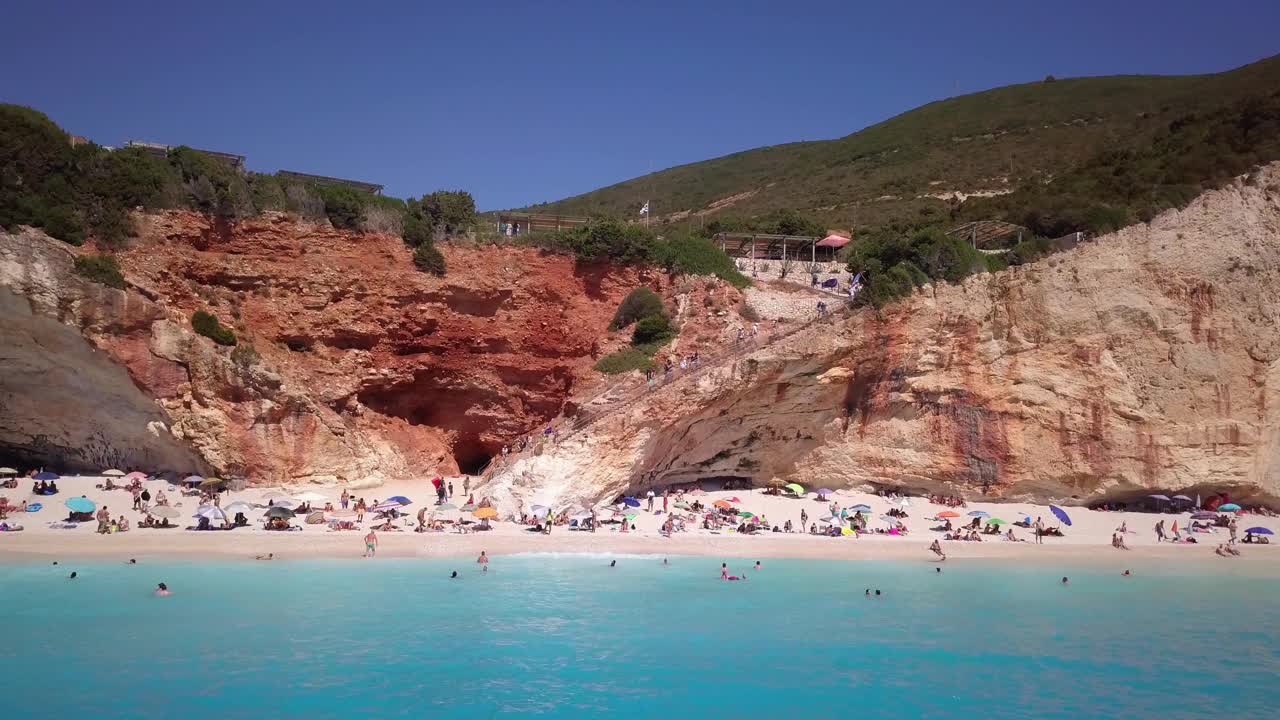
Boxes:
[489,166,1280,508]
[0,211,742,485]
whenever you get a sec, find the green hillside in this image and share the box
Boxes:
[523,54,1280,232]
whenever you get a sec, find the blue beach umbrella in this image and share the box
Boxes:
[851,504,872,512]
[1245,527,1272,535]
[65,497,95,513]
[1218,503,1241,512]
[182,475,204,485]
[34,471,59,481]
[1049,505,1072,526]
[623,497,641,507]
[386,496,411,506]
[968,510,989,517]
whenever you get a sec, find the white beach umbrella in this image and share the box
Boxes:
[0,467,18,475]
[150,506,180,519]
[571,512,593,521]
[223,501,254,515]
[102,469,126,477]
[196,506,228,521]
[294,491,328,503]
[268,497,299,508]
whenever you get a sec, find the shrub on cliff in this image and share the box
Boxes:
[230,343,260,368]
[191,310,237,346]
[313,184,365,229]
[631,314,673,345]
[73,254,126,290]
[610,288,665,330]
[594,347,655,374]
[413,242,447,276]
[652,235,750,288]
[405,190,477,241]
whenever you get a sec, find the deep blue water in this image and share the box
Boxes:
[1,555,1276,719]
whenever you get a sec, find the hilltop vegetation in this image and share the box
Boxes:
[0,104,470,275]
[523,55,1280,235]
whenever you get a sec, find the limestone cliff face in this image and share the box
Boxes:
[0,211,735,485]
[489,167,1280,508]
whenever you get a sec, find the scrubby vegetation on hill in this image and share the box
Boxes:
[191,310,237,346]
[72,254,126,290]
[532,220,749,288]
[595,287,676,374]
[0,104,472,276]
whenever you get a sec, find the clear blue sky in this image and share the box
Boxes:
[2,0,1276,210]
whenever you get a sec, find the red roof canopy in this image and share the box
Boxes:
[816,234,850,248]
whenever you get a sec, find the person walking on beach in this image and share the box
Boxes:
[662,490,669,513]
[364,529,378,557]
[646,489,655,512]
[1154,520,1165,543]
[1228,516,1238,543]
[448,481,455,499]
[356,498,366,523]
[463,477,471,496]
[1034,516,1044,544]
[800,509,808,531]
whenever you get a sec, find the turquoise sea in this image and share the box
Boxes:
[1,554,1276,719]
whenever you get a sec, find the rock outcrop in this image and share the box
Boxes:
[489,166,1280,508]
[0,211,741,486]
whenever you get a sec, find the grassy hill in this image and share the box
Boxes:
[522,54,1280,232]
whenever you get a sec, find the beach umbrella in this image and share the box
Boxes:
[436,503,458,511]
[196,506,227,521]
[765,478,786,488]
[268,497,299,509]
[265,506,295,519]
[937,511,960,518]
[200,477,225,488]
[1049,505,1072,526]
[372,500,402,513]
[728,497,742,503]
[294,491,328,503]
[986,518,1007,525]
[1245,527,1273,535]
[737,510,754,518]
[0,467,17,475]
[814,488,834,496]
[65,497,96,513]
[571,512,593,521]
[1171,495,1192,502]
[1190,511,1218,520]
[34,471,59,481]
[851,504,872,512]
[1149,494,1171,502]
[821,516,842,524]
[223,501,253,515]
[899,498,911,508]
[182,475,203,485]
[123,471,147,481]
[460,503,477,512]
[102,469,125,477]
[262,490,293,500]
[674,501,691,510]
[472,507,498,519]
[623,497,641,507]
[713,500,732,509]
[150,506,180,519]
[784,483,805,495]
[1218,503,1241,512]
[386,495,411,506]
[841,527,855,536]
[624,512,638,520]
[968,510,989,517]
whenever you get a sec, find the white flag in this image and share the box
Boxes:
[639,201,649,216]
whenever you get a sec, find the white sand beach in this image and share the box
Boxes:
[2,473,1276,570]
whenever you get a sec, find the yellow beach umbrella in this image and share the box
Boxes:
[785,483,805,495]
[472,507,498,519]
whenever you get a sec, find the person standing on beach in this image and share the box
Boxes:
[448,481,455,499]
[646,489,655,512]
[364,529,378,558]
[95,505,110,534]
[800,509,808,531]
[356,498,366,523]
[340,489,349,510]
[1155,520,1165,543]
[662,490,669,513]
[1228,517,1238,543]
[1034,517,1044,544]
[132,487,142,511]
[463,477,471,496]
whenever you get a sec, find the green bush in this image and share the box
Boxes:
[191,310,237,346]
[73,254,125,289]
[413,242,447,276]
[312,184,365,229]
[594,347,656,374]
[611,288,665,330]
[230,343,260,368]
[653,235,749,288]
[632,314,672,345]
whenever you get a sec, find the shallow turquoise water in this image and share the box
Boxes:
[1,555,1276,719]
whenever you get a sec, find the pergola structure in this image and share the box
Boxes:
[712,232,844,262]
[494,211,590,236]
[278,170,384,195]
[945,220,1026,249]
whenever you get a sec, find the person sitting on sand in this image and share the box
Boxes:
[117,515,130,533]
[155,490,168,506]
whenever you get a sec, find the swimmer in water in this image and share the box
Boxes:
[610,559,616,567]
[128,559,137,565]
[1061,576,1069,585]
[936,567,942,573]
[721,563,728,580]
[68,571,77,579]
[865,589,870,597]
[662,558,668,566]
[154,583,170,596]
[477,551,489,572]
[875,589,881,596]
[754,561,761,571]
[450,571,458,579]
[1122,570,1131,576]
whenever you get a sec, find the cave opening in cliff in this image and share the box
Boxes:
[453,432,494,476]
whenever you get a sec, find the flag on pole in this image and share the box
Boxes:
[639,201,650,216]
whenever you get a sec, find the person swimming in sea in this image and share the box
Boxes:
[477,551,489,572]
[875,589,881,596]
[754,561,761,571]
[154,583,170,597]
[662,558,668,566]
[68,571,77,579]
[1122,570,1131,576]
[1061,576,1069,585]
[865,589,870,597]
[936,567,942,573]
[450,571,458,579]
[609,559,616,567]
[128,558,137,565]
